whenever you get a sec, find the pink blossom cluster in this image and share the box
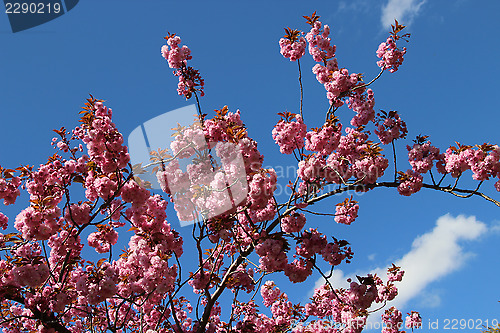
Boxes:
[74,261,118,305]
[381,307,404,333]
[155,106,271,225]
[203,108,263,179]
[115,198,182,298]
[352,154,389,185]
[161,34,204,99]
[246,169,277,222]
[87,225,118,253]
[375,111,408,145]
[81,102,130,174]
[260,281,282,307]
[376,37,407,73]
[305,21,336,62]
[174,66,205,99]
[64,202,91,226]
[11,263,49,288]
[171,125,206,159]
[407,141,445,174]
[405,311,422,329]
[281,212,307,233]
[443,146,474,178]
[158,123,246,221]
[161,35,192,69]
[156,158,189,196]
[0,175,21,205]
[397,170,423,196]
[279,36,307,61]
[255,237,288,272]
[304,284,342,320]
[313,66,360,106]
[304,282,374,332]
[189,253,223,294]
[388,267,404,282]
[12,156,90,240]
[311,61,337,84]
[321,127,390,186]
[442,144,500,183]
[47,228,82,274]
[1,305,36,332]
[14,205,61,241]
[297,156,326,183]
[375,280,398,304]
[338,127,389,184]
[305,123,342,156]
[203,108,244,142]
[324,152,351,184]
[348,88,376,127]
[226,264,255,294]
[468,146,500,181]
[373,268,404,303]
[272,114,307,154]
[0,212,8,230]
[302,266,409,332]
[335,197,359,225]
[346,278,378,310]
[258,281,305,329]
[295,229,353,267]
[284,257,314,283]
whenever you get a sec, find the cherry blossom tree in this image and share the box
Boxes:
[1,13,499,333]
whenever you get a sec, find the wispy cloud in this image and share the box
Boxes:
[491,220,500,234]
[313,214,487,310]
[380,0,427,29]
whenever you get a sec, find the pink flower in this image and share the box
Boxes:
[272,113,307,154]
[335,197,359,225]
[305,21,336,62]
[305,122,342,156]
[255,238,288,272]
[381,307,404,333]
[397,170,423,196]
[348,88,375,127]
[0,212,8,230]
[64,203,91,226]
[161,35,192,69]
[405,311,422,329]
[281,212,306,233]
[376,37,407,73]
[407,140,444,174]
[375,111,408,145]
[260,281,281,307]
[0,176,21,205]
[279,37,307,61]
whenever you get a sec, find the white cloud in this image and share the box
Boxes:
[390,214,486,309]
[416,289,442,308]
[313,214,487,311]
[381,0,426,29]
[491,220,500,234]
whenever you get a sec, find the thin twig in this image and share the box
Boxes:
[297,59,304,119]
[351,68,384,92]
[392,140,397,182]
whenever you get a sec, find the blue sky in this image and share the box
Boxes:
[1,0,499,331]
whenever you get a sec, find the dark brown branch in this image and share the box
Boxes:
[4,294,71,333]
